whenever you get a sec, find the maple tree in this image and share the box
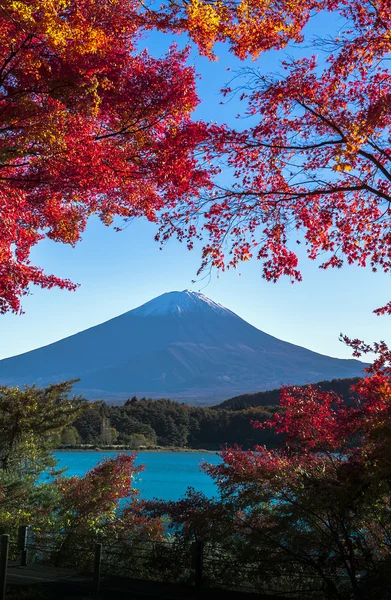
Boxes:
[155,0,391,315]
[0,0,210,313]
[2,0,390,313]
[51,453,164,567]
[150,346,391,597]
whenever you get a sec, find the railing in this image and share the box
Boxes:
[0,526,356,599]
[0,527,201,599]
[0,535,8,600]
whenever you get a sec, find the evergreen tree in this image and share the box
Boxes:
[0,381,85,533]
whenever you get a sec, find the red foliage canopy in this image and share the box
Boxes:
[156,0,391,313]
[0,0,210,313]
[2,0,391,313]
[57,452,164,539]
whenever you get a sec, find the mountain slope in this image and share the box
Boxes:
[0,290,366,403]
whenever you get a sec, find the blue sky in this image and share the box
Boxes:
[1,14,390,362]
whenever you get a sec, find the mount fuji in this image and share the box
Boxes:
[0,290,365,404]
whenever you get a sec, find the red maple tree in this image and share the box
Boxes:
[156,0,391,314]
[2,1,390,313]
[148,345,391,596]
[0,0,210,313]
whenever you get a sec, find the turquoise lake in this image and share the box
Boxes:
[54,451,221,501]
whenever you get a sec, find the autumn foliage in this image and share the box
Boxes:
[0,0,210,313]
[0,382,163,563]
[155,0,391,315]
[149,345,391,596]
[53,453,163,566]
[1,1,391,312]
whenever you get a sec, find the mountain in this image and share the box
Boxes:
[0,290,366,404]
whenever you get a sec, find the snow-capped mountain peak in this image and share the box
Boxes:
[131,290,235,318]
[0,289,366,403]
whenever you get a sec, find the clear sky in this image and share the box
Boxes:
[1,14,390,362]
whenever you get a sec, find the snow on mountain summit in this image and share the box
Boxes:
[131,290,235,318]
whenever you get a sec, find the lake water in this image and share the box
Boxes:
[54,451,222,501]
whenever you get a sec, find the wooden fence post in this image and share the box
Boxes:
[18,525,29,567]
[191,540,204,590]
[0,535,9,600]
[93,542,102,599]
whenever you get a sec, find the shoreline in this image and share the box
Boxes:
[55,446,219,454]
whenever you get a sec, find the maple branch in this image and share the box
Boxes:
[244,138,344,152]
[367,139,391,162]
[295,99,346,139]
[284,98,391,189]
[0,35,33,84]
[213,183,372,201]
[358,148,391,185]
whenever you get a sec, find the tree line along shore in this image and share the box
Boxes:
[58,378,358,450]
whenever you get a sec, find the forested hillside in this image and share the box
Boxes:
[216,378,360,410]
[64,398,277,450]
[59,378,360,450]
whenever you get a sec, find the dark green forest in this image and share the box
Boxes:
[60,378,357,450]
[216,377,360,410]
[64,398,277,449]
